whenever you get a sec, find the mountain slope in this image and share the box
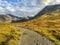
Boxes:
[34,4,60,18]
[0,14,21,23]
[13,4,60,45]
[0,14,33,23]
[0,24,56,45]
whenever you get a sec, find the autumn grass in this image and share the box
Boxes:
[0,24,22,45]
[12,12,60,45]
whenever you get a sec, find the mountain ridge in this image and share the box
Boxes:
[0,14,34,23]
[0,4,60,23]
[33,4,60,18]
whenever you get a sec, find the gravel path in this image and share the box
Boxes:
[16,27,56,45]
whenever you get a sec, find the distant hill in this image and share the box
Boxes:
[0,14,20,23]
[12,16,33,23]
[0,14,33,23]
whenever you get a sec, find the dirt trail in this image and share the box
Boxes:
[17,27,56,45]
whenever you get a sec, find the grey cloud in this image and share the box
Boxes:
[0,0,60,17]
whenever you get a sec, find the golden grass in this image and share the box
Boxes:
[0,25,22,45]
[12,12,60,45]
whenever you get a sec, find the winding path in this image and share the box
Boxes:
[16,27,56,45]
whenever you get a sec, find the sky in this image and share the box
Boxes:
[0,0,60,17]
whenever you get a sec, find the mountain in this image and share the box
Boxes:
[13,4,60,45]
[0,14,33,23]
[34,4,60,18]
[0,14,20,23]
[12,16,33,23]
[12,4,60,23]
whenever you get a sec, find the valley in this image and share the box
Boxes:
[0,4,60,45]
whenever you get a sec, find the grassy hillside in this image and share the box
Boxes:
[0,24,22,45]
[12,10,60,45]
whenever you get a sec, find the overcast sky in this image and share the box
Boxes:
[0,0,60,17]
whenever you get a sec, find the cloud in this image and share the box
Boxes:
[41,0,51,5]
[42,0,60,5]
[6,6,15,12]
[0,0,60,17]
[0,7,4,11]
[0,0,46,17]
[0,0,16,13]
